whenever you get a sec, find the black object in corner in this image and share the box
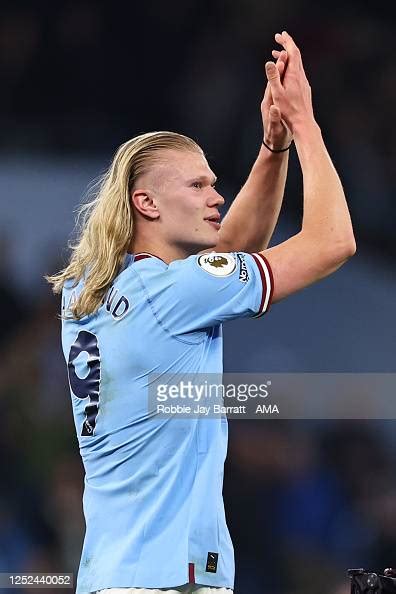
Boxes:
[348,568,396,594]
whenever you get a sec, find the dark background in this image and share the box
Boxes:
[0,2,395,593]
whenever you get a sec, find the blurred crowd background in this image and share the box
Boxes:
[0,1,395,593]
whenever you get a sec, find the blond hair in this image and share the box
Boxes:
[46,131,202,319]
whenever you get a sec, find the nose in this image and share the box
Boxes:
[208,189,225,207]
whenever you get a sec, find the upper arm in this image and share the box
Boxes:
[261,232,349,303]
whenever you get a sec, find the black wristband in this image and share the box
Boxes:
[262,138,292,153]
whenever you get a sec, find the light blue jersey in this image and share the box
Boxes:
[61,251,273,594]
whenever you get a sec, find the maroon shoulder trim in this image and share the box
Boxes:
[251,253,266,314]
[251,253,274,317]
[260,253,274,307]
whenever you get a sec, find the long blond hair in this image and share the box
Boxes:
[46,131,202,319]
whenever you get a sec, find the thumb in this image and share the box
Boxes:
[265,62,283,100]
[265,61,282,97]
[269,104,281,122]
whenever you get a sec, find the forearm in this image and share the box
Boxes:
[295,121,355,253]
[216,144,288,253]
[262,125,355,302]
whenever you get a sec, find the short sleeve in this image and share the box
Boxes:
[145,252,274,336]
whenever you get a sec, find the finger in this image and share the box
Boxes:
[276,31,300,58]
[282,30,300,56]
[277,50,288,81]
[282,30,295,43]
[262,79,271,107]
[273,49,287,59]
[275,32,286,49]
[265,61,283,96]
[277,49,288,64]
[277,60,285,75]
[272,50,287,67]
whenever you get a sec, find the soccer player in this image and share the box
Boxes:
[47,32,355,594]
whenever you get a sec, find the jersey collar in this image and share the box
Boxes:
[133,252,166,264]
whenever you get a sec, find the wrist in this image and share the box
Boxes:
[262,138,292,153]
[293,121,324,162]
[292,118,321,142]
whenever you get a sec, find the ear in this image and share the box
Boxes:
[131,189,160,220]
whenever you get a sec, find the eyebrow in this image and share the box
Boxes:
[187,175,217,185]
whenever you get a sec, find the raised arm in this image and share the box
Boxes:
[215,52,292,253]
[261,32,356,302]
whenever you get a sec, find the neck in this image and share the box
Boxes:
[129,237,192,264]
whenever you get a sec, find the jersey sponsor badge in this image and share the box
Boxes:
[198,253,236,277]
[206,551,219,573]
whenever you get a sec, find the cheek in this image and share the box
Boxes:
[162,191,205,227]
[182,197,203,220]
[160,193,188,222]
